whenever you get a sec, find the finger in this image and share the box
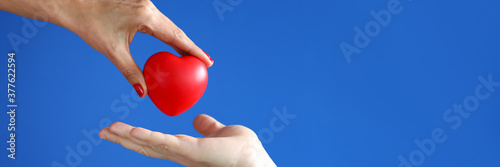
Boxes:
[108,122,141,141]
[130,127,199,161]
[106,47,148,97]
[100,124,165,158]
[147,11,213,67]
[99,127,149,155]
[193,114,226,137]
[108,122,161,146]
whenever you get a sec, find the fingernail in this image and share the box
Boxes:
[134,84,145,97]
[203,51,214,63]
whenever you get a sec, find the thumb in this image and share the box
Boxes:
[106,47,148,97]
[193,114,225,137]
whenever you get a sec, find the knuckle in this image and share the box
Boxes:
[154,138,178,153]
[133,0,152,8]
[131,0,156,23]
[157,143,171,152]
[204,120,220,131]
[132,1,157,35]
[169,28,186,44]
[138,8,155,20]
[136,147,151,157]
[114,138,123,145]
[173,28,185,38]
[134,1,155,17]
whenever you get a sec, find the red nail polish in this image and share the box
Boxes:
[203,51,214,63]
[134,84,145,97]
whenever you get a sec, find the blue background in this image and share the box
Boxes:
[1,0,500,166]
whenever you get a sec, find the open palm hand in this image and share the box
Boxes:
[99,114,276,167]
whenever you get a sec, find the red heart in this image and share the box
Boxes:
[143,52,208,116]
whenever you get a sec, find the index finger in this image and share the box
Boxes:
[130,127,200,162]
[146,10,213,67]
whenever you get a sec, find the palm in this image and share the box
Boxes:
[99,114,274,167]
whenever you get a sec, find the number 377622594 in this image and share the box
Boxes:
[8,53,15,104]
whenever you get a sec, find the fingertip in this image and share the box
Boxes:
[99,128,120,142]
[193,114,209,126]
[196,113,209,119]
[205,62,213,68]
[193,114,225,136]
[99,127,110,140]
[142,83,149,97]
[133,83,147,97]
[202,51,214,67]
[206,61,214,68]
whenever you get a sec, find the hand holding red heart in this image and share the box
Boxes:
[1,0,214,99]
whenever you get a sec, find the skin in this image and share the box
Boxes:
[1,0,275,166]
[100,114,276,166]
[0,0,213,97]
